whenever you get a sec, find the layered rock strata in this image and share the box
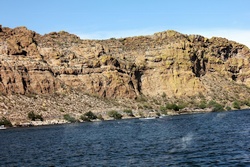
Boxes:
[0,25,250,124]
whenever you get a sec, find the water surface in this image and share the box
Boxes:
[0,110,250,166]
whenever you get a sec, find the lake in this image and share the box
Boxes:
[0,110,250,166]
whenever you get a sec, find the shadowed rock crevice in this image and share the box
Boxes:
[133,70,143,95]
[191,54,207,77]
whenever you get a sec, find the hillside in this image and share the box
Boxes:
[0,25,250,126]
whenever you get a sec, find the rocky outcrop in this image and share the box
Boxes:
[0,25,250,100]
[1,25,250,125]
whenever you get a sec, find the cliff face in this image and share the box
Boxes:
[1,25,250,124]
[0,26,250,99]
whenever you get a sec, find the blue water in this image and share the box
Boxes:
[0,110,250,166]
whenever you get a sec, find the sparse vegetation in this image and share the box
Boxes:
[28,111,43,121]
[80,115,91,122]
[208,100,224,112]
[84,111,97,120]
[243,100,250,107]
[156,112,161,117]
[0,117,12,127]
[123,109,134,117]
[166,103,180,111]
[232,101,241,109]
[160,106,167,112]
[80,111,98,122]
[63,114,77,123]
[198,100,207,109]
[161,103,186,111]
[108,110,123,119]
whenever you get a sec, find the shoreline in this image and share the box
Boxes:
[3,109,248,129]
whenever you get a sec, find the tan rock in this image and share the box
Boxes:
[0,25,250,111]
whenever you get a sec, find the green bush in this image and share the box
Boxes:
[156,112,161,116]
[80,115,91,122]
[208,100,224,112]
[0,117,12,127]
[243,100,250,107]
[28,111,43,121]
[80,111,98,122]
[123,109,134,117]
[108,110,123,119]
[160,103,186,112]
[63,114,77,123]
[199,100,207,109]
[232,101,241,109]
[226,106,232,111]
[160,106,167,112]
[165,103,185,111]
[84,111,97,120]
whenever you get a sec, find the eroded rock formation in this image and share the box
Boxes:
[0,25,250,100]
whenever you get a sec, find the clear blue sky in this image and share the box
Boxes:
[1,0,250,47]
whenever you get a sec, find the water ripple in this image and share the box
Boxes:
[0,110,250,166]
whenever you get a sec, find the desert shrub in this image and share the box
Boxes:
[80,115,91,122]
[165,103,185,111]
[165,103,178,111]
[63,114,77,123]
[208,100,224,112]
[242,100,250,107]
[232,101,241,109]
[123,109,134,117]
[28,111,43,121]
[177,103,186,110]
[160,103,186,112]
[80,111,98,122]
[160,106,167,112]
[0,117,12,127]
[226,106,232,111]
[156,112,161,116]
[199,100,207,109]
[108,110,123,119]
[84,111,97,120]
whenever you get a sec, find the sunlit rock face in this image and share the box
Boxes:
[0,26,250,100]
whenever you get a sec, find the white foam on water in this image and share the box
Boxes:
[212,112,228,122]
[181,133,194,149]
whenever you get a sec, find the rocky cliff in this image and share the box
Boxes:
[1,25,250,125]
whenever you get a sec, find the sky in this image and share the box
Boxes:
[1,0,250,47]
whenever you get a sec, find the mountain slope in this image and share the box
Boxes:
[0,25,250,125]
